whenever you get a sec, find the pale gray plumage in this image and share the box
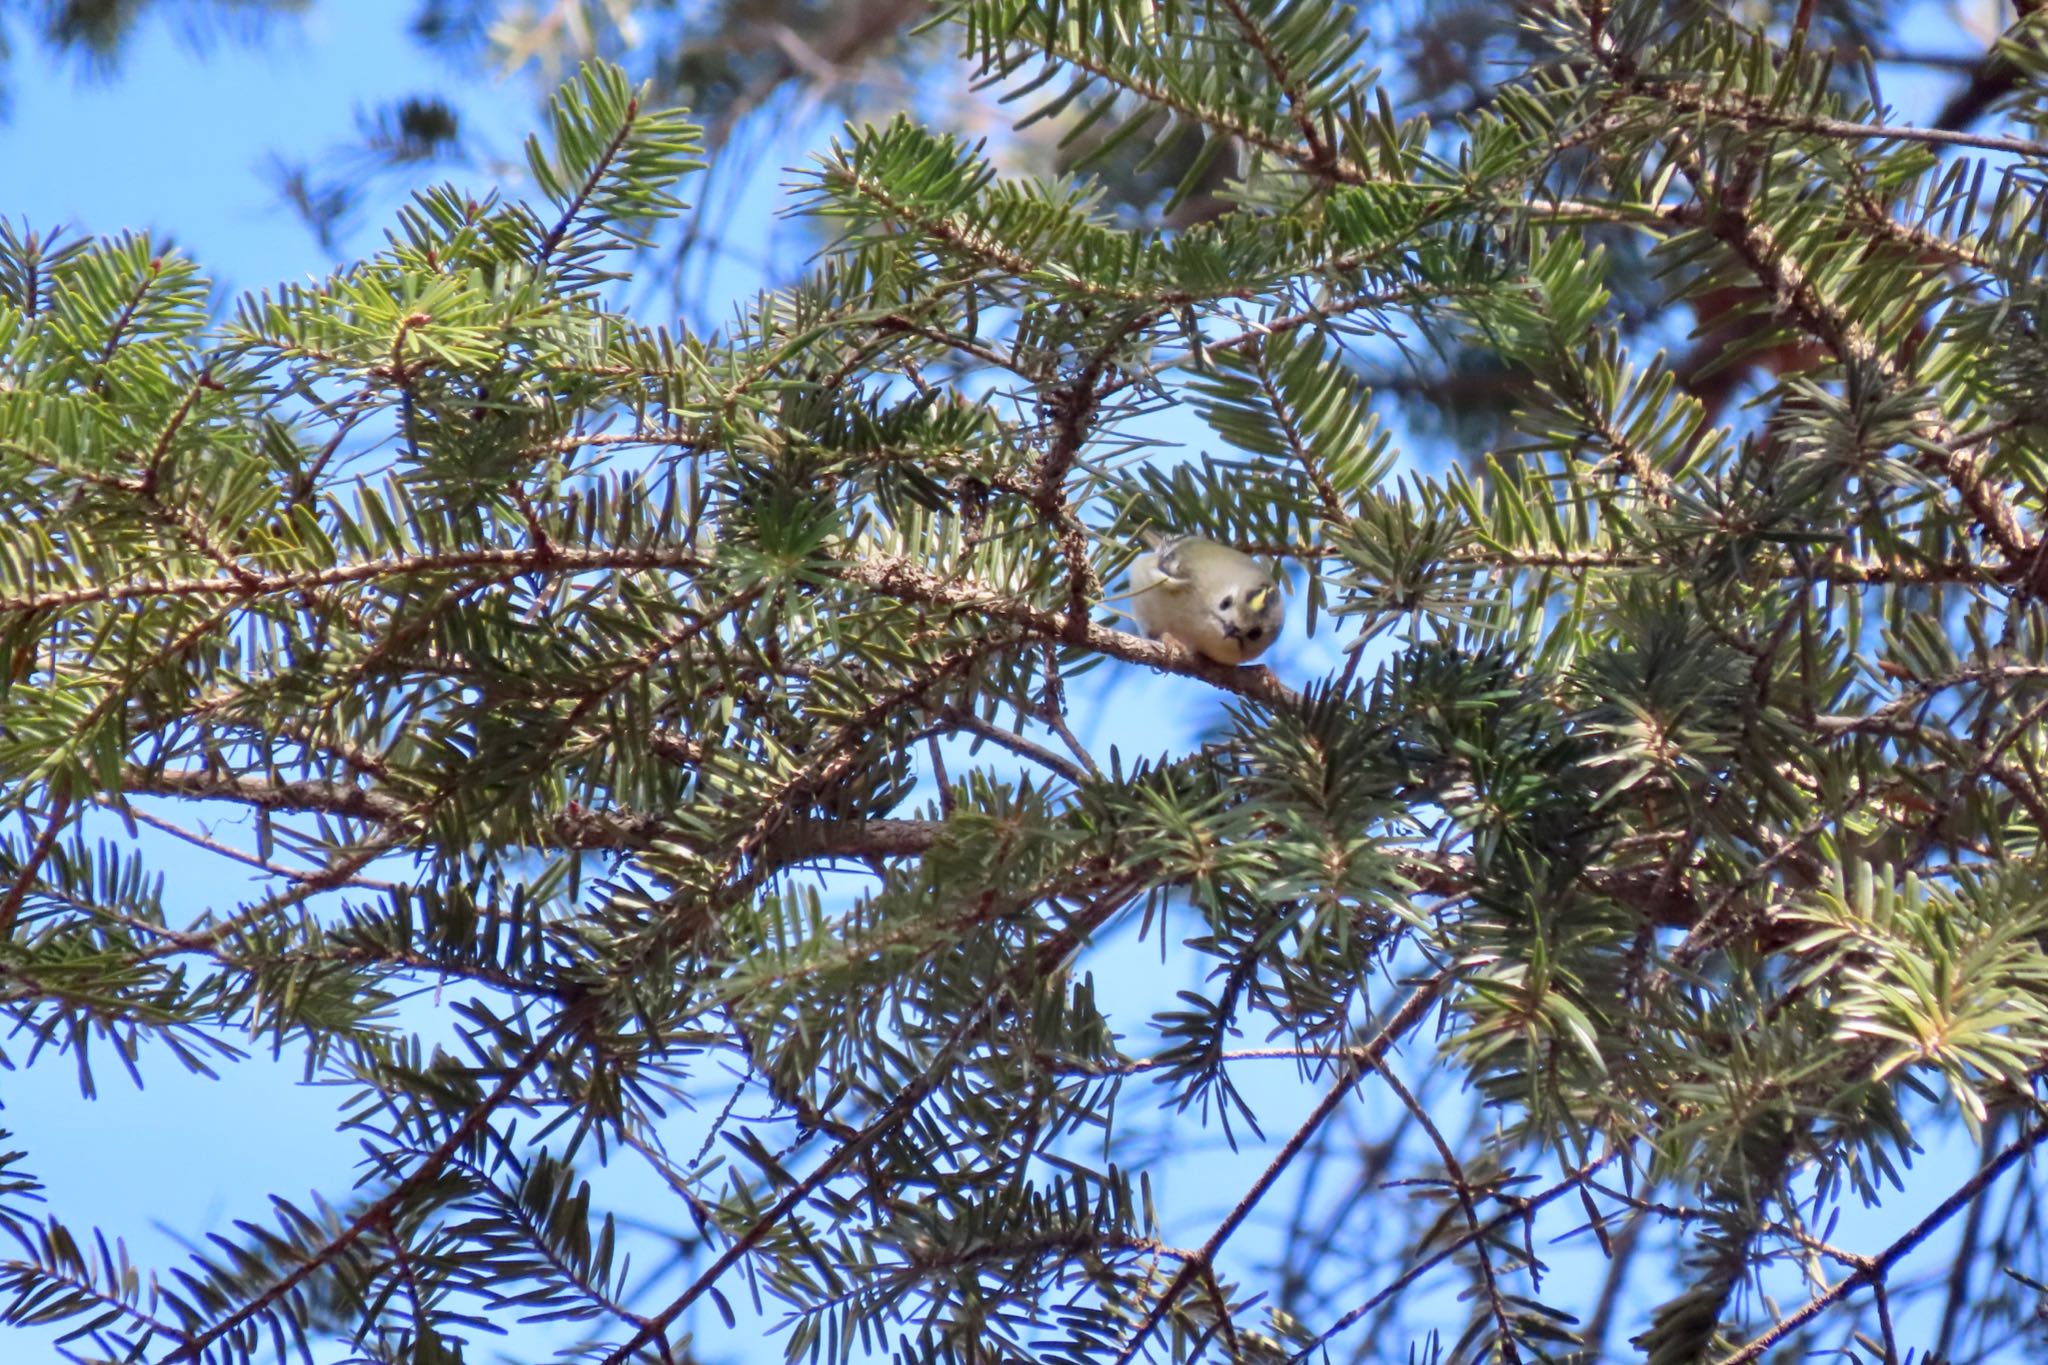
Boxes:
[1127,534,1284,666]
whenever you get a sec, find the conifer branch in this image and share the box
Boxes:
[1113,973,1447,1365]
[1585,38,2036,571]
[160,1004,594,1363]
[603,871,1153,1363]
[1658,87,2048,159]
[11,15,2048,1361]
[1713,1120,2048,1365]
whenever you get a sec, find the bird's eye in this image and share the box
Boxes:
[1219,595,1234,609]
[1246,627,1264,641]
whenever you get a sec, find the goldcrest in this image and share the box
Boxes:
[1127,533,1284,666]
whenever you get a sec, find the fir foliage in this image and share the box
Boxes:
[6,4,2048,1363]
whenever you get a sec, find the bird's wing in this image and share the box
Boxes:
[1150,539,1194,586]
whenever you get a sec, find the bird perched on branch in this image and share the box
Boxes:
[1126,532,1284,666]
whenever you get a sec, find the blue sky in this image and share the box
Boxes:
[1,3,530,292]
[0,1,2033,1362]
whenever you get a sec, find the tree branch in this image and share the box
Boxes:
[601,872,1151,1363]
[163,1003,593,1363]
[1112,973,1448,1365]
[1713,1120,2048,1365]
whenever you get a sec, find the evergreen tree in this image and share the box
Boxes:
[6,3,2048,1362]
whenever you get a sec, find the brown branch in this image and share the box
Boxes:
[118,801,401,892]
[1212,0,1332,172]
[1033,369,1106,640]
[140,371,213,489]
[719,636,1020,882]
[761,817,945,865]
[0,545,705,617]
[914,708,1092,787]
[601,872,1150,1363]
[0,791,75,940]
[1700,192,2026,560]
[1596,67,2037,574]
[848,553,1303,707]
[1908,691,2048,863]
[127,766,411,823]
[1055,1044,1402,1075]
[93,253,164,385]
[1118,284,1493,393]
[0,544,1301,708]
[1712,1120,2048,1365]
[287,387,376,506]
[78,828,414,983]
[551,587,767,744]
[110,759,1738,937]
[1289,1156,1625,1359]
[870,314,1044,382]
[116,765,1902,952]
[126,762,724,862]
[1237,536,2014,591]
[1814,708,2048,839]
[534,96,643,268]
[1658,86,2048,159]
[0,1252,192,1350]
[1587,1179,1882,1274]
[1246,338,1349,522]
[162,1003,592,1363]
[1111,973,1448,1365]
[551,426,712,454]
[1375,1063,1521,1359]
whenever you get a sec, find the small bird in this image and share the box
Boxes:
[1127,533,1285,666]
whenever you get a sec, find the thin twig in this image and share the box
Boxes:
[1712,1120,2048,1365]
[1111,974,1447,1365]
[601,874,1149,1363]
[162,1004,592,1363]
